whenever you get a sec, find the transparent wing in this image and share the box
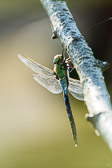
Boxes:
[33,73,62,94]
[18,54,53,76]
[68,77,84,101]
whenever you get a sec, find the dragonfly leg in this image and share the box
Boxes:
[65,58,75,75]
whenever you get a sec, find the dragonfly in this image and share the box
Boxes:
[18,53,84,146]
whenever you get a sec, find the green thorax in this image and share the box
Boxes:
[54,63,67,79]
[53,55,68,87]
[53,55,67,79]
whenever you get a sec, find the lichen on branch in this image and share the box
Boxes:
[40,0,112,150]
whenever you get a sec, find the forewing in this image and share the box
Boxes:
[18,54,53,76]
[68,77,84,101]
[33,73,62,94]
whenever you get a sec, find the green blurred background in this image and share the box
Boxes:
[0,0,112,167]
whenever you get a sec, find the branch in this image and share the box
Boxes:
[40,0,112,150]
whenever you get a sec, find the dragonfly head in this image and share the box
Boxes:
[53,54,63,64]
